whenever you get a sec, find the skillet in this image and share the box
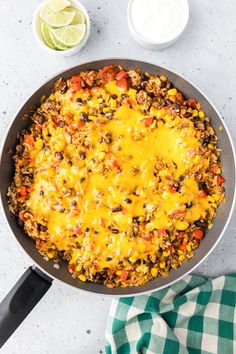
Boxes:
[0,58,235,347]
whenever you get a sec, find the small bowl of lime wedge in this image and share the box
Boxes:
[33,0,90,56]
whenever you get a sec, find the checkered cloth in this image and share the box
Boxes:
[105,274,236,354]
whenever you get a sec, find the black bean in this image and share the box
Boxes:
[17,218,24,228]
[141,73,148,81]
[58,120,65,127]
[80,112,89,122]
[39,190,44,196]
[71,200,77,207]
[111,228,120,234]
[179,175,185,182]
[198,182,208,192]
[79,150,86,160]
[124,198,132,204]
[164,99,172,105]
[195,220,208,229]
[59,208,65,213]
[186,201,193,208]
[132,216,139,224]
[149,92,155,98]
[54,152,63,160]
[61,87,68,94]
[172,103,180,110]
[80,177,86,183]
[94,230,99,235]
[111,94,117,99]
[111,206,122,212]
[38,115,45,125]
[105,257,112,261]
[95,271,106,283]
[76,97,83,103]
[38,224,47,232]
[160,81,166,88]
[84,227,90,232]
[68,161,72,166]
[121,94,127,99]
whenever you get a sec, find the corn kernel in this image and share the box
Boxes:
[178,250,183,255]
[179,255,185,262]
[168,88,177,96]
[35,138,43,150]
[128,88,137,96]
[163,250,170,257]
[97,151,105,160]
[76,264,82,272]
[47,251,55,259]
[208,144,214,150]
[116,270,122,276]
[199,110,205,119]
[192,109,199,117]
[160,75,167,82]
[159,261,166,269]
[54,141,65,152]
[103,107,110,113]
[175,221,189,231]
[212,194,220,201]
[78,274,87,282]
[186,244,192,252]
[98,98,103,103]
[89,115,97,121]
[109,98,117,109]
[129,256,137,263]
[151,267,158,277]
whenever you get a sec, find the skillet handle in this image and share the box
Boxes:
[0,266,52,348]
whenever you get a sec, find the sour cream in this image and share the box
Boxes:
[128,0,189,49]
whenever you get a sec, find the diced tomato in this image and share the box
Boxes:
[69,264,75,272]
[196,173,203,181]
[121,270,129,281]
[75,225,81,234]
[178,231,185,237]
[19,211,26,221]
[71,75,84,91]
[116,78,128,90]
[187,98,197,107]
[199,190,207,198]
[140,223,146,230]
[142,232,153,241]
[116,70,128,81]
[108,269,116,277]
[99,65,117,83]
[156,228,166,236]
[18,186,27,196]
[35,124,42,134]
[169,186,177,193]
[179,243,186,251]
[192,229,204,239]
[24,135,35,148]
[143,117,154,127]
[209,164,219,174]
[172,209,186,218]
[70,121,84,130]
[112,159,122,174]
[217,175,224,186]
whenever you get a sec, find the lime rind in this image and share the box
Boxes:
[64,7,85,25]
[40,20,56,49]
[51,24,86,47]
[40,9,75,27]
[48,28,70,50]
[40,0,71,15]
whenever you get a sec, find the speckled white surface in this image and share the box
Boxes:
[0,1,236,353]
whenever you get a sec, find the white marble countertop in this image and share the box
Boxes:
[0,0,236,353]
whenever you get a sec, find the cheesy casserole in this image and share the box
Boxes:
[8,66,225,287]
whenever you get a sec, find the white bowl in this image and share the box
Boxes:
[127,0,189,50]
[33,0,90,56]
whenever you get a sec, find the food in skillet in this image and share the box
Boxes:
[8,65,225,288]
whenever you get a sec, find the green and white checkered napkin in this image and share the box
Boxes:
[105,274,236,354]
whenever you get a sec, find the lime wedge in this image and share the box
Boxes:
[51,24,86,46]
[40,9,75,27]
[40,0,71,14]
[48,28,69,50]
[64,7,85,25]
[41,21,56,49]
